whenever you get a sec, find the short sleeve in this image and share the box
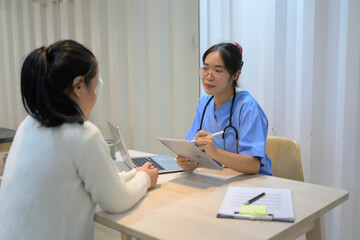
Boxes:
[238,99,268,160]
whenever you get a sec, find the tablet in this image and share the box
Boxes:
[158,137,223,170]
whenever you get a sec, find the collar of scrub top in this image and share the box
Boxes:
[198,88,239,153]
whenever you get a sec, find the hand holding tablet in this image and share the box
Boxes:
[158,137,223,170]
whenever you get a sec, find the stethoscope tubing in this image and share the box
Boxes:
[198,88,239,153]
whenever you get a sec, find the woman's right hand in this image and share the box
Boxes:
[137,162,158,189]
[176,155,200,172]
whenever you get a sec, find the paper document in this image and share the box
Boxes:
[217,187,295,222]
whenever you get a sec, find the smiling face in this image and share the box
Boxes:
[201,51,235,102]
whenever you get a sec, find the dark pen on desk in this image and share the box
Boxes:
[244,192,265,205]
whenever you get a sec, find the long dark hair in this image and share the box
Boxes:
[202,42,243,88]
[21,40,98,127]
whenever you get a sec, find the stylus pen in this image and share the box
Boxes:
[190,131,224,143]
[244,192,266,205]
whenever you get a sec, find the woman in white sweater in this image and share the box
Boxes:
[0,40,158,240]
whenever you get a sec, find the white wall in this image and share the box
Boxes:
[199,0,359,239]
[0,0,199,155]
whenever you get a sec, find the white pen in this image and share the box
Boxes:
[190,131,224,143]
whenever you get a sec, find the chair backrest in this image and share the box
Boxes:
[266,136,304,182]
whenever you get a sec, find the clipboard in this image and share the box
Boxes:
[217,187,295,222]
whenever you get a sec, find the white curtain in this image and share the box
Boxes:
[0,0,199,155]
[2,0,359,239]
[200,0,359,239]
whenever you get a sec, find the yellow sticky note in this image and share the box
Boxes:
[240,205,267,216]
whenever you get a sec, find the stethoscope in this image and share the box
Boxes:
[198,88,239,153]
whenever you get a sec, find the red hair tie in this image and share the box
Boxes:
[234,42,243,54]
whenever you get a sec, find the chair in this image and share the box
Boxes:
[266,136,304,181]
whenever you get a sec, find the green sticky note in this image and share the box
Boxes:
[240,205,267,216]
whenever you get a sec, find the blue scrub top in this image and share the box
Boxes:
[186,91,273,176]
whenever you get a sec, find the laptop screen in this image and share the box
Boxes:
[107,121,134,169]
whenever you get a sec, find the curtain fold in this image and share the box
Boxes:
[0,0,199,156]
[199,0,359,239]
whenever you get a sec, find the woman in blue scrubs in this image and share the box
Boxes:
[177,42,273,176]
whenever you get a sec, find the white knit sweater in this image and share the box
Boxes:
[0,116,150,240]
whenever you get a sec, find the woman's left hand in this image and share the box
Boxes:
[194,130,218,159]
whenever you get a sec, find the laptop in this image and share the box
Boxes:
[107,121,183,174]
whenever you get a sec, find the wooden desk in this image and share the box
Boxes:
[0,142,13,177]
[0,127,16,176]
[95,171,348,240]
[0,142,12,153]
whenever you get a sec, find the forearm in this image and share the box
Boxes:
[118,168,137,182]
[211,149,260,174]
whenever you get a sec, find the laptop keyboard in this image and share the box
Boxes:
[132,157,165,170]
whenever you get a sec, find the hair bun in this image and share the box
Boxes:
[234,42,243,54]
[41,46,52,55]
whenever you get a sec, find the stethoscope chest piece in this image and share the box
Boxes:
[199,89,239,153]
